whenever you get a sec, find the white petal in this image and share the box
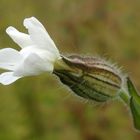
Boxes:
[6,26,33,48]
[20,46,57,62]
[14,53,53,77]
[23,17,60,58]
[0,72,21,85]
[0,48,22,70]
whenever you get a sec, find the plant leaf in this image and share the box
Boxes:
[127,77,140,102]
[130,97,140,130]
[127,77,140,130]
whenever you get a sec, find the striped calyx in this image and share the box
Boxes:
[54,55,123,102]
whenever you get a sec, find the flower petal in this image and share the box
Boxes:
[0,48,22,70]
[23,17,60,58]
[0,72,21,85]
[20,46,58,62]
[6,26,33,48]
[14,53,54,77]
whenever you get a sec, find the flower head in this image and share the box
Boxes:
[0,17,60,85]
[1,16,140,132]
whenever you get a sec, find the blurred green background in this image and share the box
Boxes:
[0,0,140,140]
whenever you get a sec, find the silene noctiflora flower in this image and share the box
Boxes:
[0,17,140,131]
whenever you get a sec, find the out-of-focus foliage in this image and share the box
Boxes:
[0,0,140,140]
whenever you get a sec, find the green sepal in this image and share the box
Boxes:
[127,77,140,130]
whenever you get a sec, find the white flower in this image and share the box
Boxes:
[0,17,60,85]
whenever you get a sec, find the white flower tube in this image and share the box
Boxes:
[0,17,61,85]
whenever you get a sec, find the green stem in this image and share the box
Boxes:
[119,90,130,106]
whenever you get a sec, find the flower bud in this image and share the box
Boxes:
[54,55,123,102]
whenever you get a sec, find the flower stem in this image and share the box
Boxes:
[119,90,130,106]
